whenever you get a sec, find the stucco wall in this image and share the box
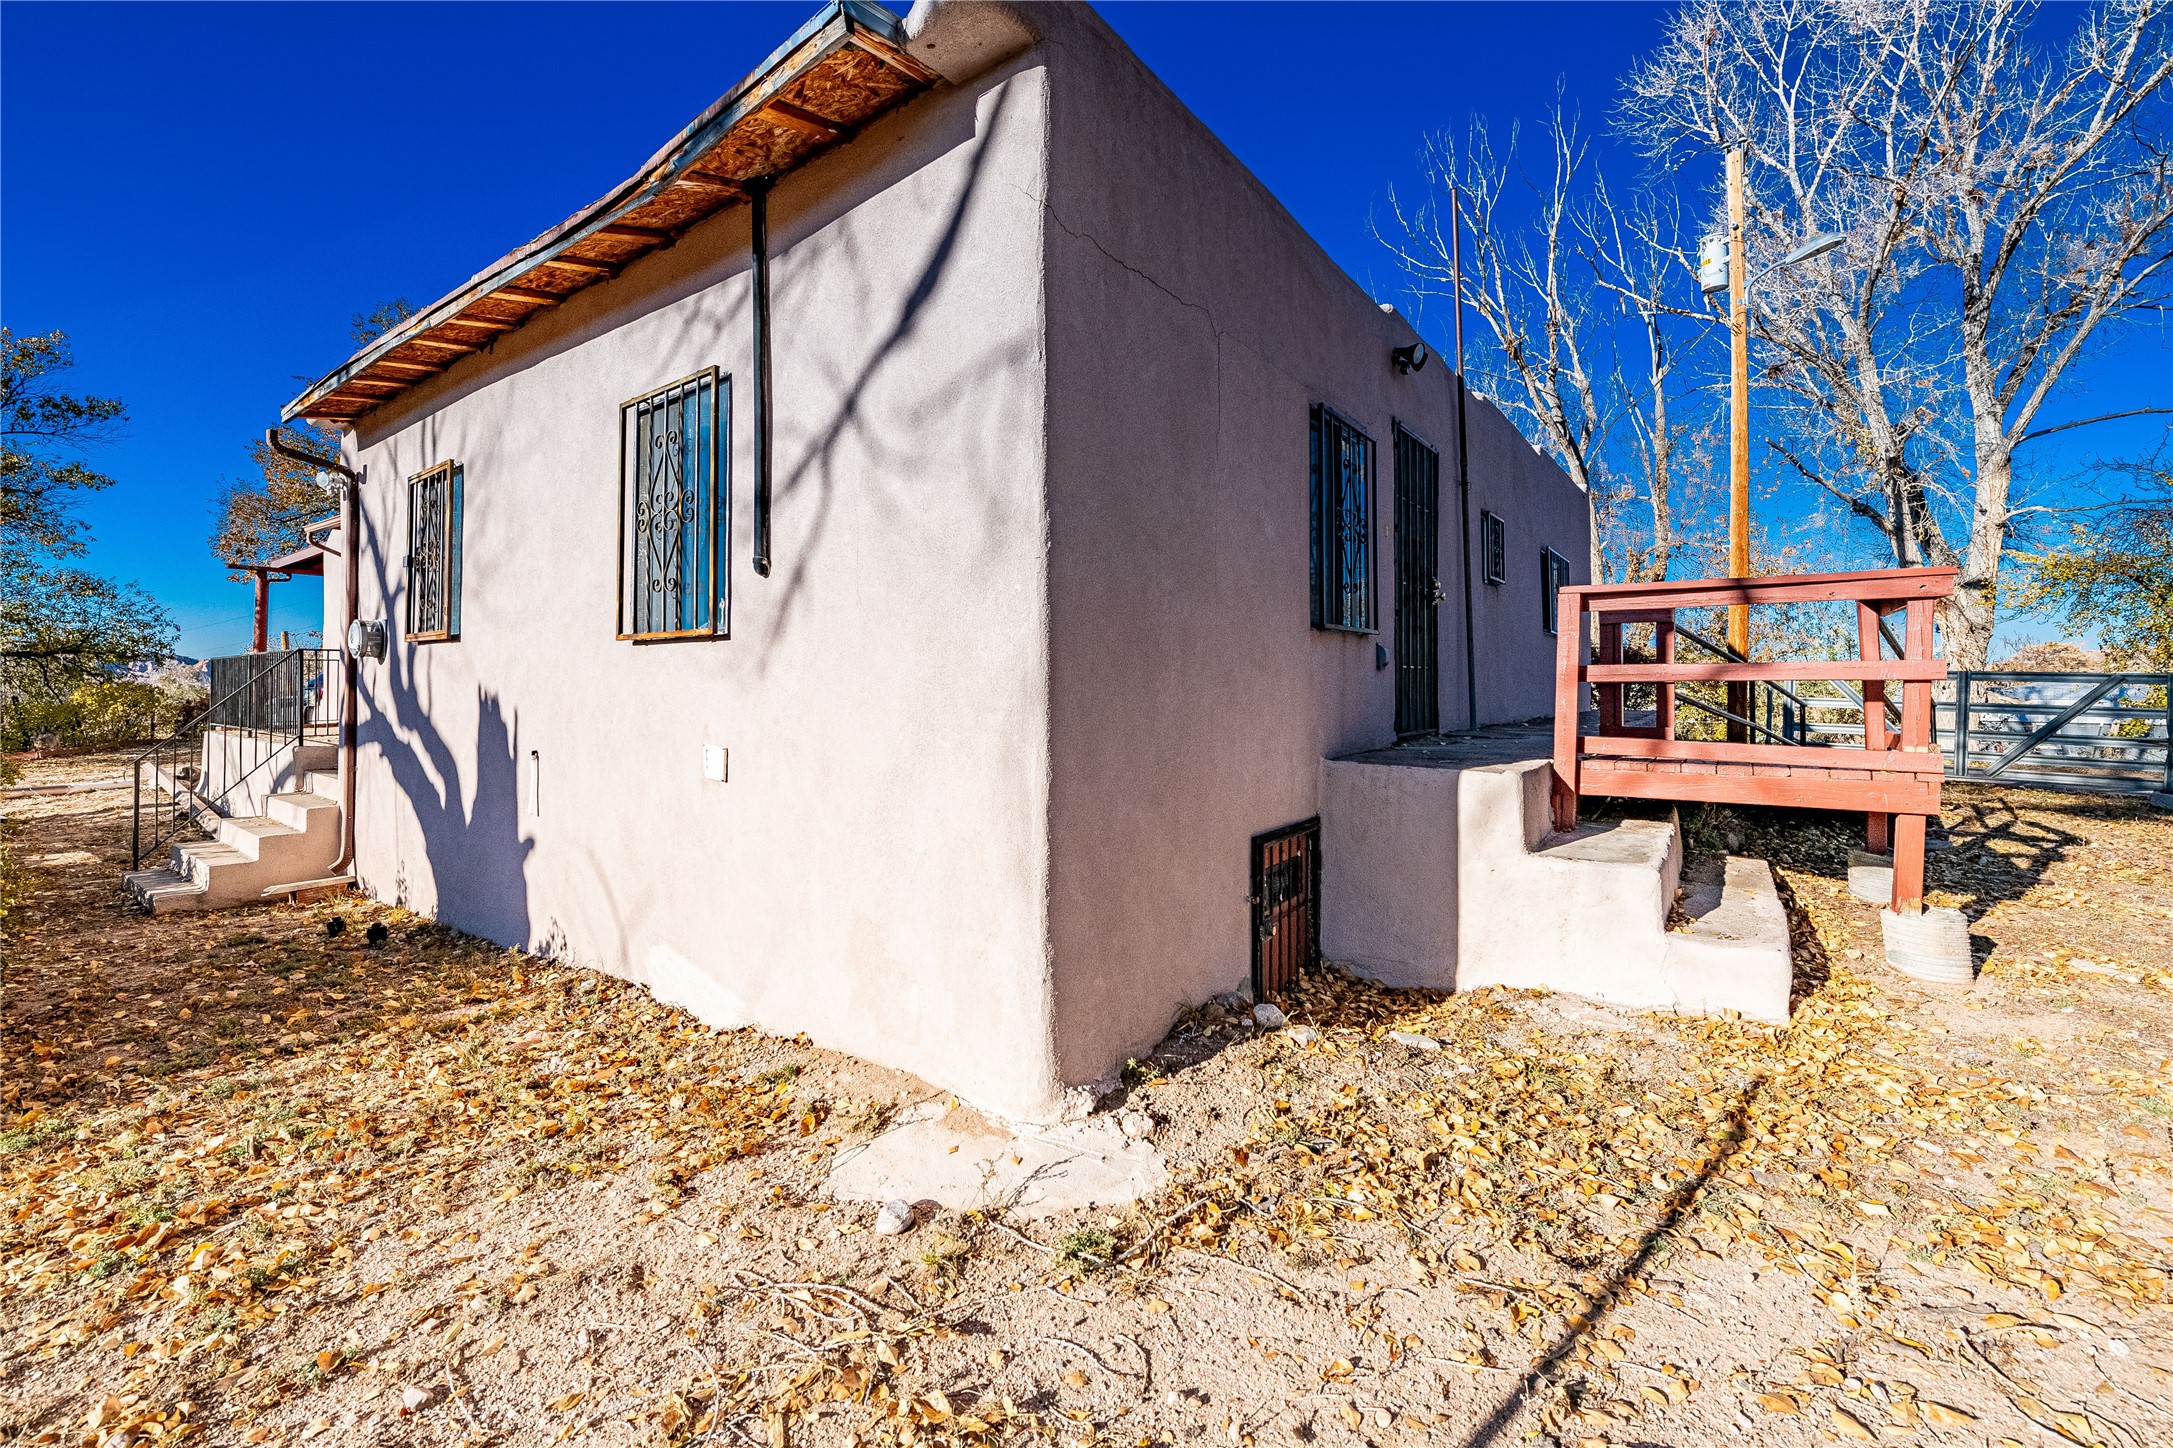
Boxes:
[340,55,1064,1120]
[1032,3,1591,1087]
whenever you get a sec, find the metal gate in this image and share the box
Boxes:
[1939,671,2171,795]
[1251,817,1320,1003]
[1393,424,1441,736]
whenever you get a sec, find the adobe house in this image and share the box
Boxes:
[173,0,1596,1121]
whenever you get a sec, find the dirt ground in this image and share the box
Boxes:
[3,752,2170,1448]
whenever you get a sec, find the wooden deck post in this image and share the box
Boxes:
[1597,620,1623,734]
[250,569,271,654]
[1858,601,1891,855]
[1891,813,1927,913]
[1890,597,1938,915]
[1866,812,1891,855]
[1551,590,1584,832]
[1654,620,1676,739]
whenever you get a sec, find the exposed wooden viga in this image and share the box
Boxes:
[1550,566,1959,915]
[285,1,937,427]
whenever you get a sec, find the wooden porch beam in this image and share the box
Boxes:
[1584,659,1947,685]
[761,99,844,139]
[488,285,565,305]
[672,172,745,195]
[1581,736,1946,775]
[537,255,619,276]
[1579,765,1940,816]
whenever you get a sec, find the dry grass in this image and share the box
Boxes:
[3,757,2170,1448]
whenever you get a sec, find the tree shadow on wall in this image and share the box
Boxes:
[366,529,533,951]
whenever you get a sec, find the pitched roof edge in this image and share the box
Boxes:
[284,0,927,427]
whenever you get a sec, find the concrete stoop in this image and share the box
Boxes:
[1323,752,1792,1023]
[123,770,344,914]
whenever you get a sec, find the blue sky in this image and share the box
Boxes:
[5,1,2163,658]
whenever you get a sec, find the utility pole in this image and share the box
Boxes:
[1451,179,1478,734]
[1726,147,1751,741]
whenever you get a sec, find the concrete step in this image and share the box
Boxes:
[123,867,210,914]
[124,756,344,916]
[1323,751,1791,1022]
[265,789,339,833]
[216,815,307,863]
[293,742,337,777]
[159,802,342,909]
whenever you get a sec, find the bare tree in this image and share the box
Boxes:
[1380,97,1723,585]
[1925,0,2173,664]
[1585,178,1710,580]
[1625,0,2173,665]
[1379,104,1611,583]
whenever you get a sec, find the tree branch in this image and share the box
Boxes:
[2019,407,2173,445]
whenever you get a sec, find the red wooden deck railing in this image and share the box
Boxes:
[1551,566,1958,915]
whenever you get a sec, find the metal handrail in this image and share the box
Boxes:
[131,650,331,869]
[1667,622,1810,744]
[1675,689,1797,747]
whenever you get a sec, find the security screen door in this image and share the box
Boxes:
[1393,424,1442,736]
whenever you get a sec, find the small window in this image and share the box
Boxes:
[619,369,726,640]
[1480,510,1506,586]
[1541,547,1570,635]
[1310,404,1375,632]
[405,461,462,642]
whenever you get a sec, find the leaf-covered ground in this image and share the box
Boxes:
[2,754,2170,1448]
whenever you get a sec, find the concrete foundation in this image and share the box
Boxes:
[1322,729,1793,1023]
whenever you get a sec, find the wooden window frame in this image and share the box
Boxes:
[617,368,728,642]
[1541,547,1570,636]
[404,461,462,644]
[1309,403,1377,634]
[1480,509,1506,586]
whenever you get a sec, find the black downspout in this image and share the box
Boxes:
[749,178,773,577]
[1450,181,1479,732]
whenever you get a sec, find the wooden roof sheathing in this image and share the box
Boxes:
[285,1,934,426]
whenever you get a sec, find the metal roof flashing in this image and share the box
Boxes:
[285,0,934,427]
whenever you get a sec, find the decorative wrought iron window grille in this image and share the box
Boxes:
[618,369,727,641]
[405,462,462,642]
[1309,404,1375,632]
[1480,509,1506,586]
[1541,547,1570,635]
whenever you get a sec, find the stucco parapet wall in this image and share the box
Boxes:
[904,0,1043,84]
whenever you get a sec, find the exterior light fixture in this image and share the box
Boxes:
[1392,341,1430,374]
[1780,231,1844,267]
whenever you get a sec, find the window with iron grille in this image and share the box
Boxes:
[619,369,726,640]
[1480,509,1506,585]
[405,462,463,642]
[1541,547,1570,635]
[1309,404,1375,632]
